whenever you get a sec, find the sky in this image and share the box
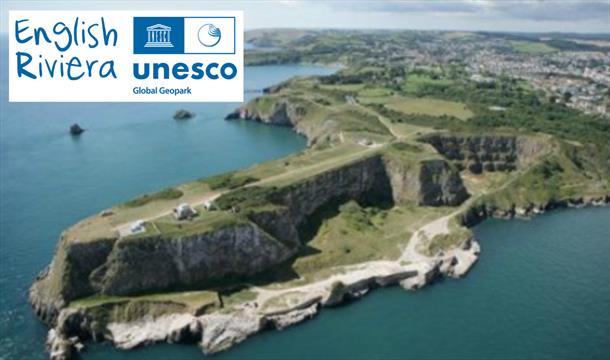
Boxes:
[1,0,609,34]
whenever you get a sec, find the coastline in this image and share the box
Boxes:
[42,196,609,359]
[28,64,610,359]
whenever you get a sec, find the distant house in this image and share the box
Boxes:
[174,203,197,220]
[488,106,507,112]
[130,220,146,234]
[357,138,373,146]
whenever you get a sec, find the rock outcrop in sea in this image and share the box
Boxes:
[173,109,195,120]
[69,124,84,136]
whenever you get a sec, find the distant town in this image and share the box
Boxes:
[246,30,610,117]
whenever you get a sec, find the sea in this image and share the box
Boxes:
[1,37,609,359]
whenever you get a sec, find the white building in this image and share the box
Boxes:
[174,203,197,220]
[130,220,146,234]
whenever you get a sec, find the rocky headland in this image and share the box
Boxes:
[31,74,610,360]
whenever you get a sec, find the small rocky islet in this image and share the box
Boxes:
[173,109,195,120]
[69,124,85,136]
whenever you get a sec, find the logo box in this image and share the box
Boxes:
[8,10,244,102]
[133,16,236,55]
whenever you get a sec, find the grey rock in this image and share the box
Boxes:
[173,109,195,120]
[69,124,84,136]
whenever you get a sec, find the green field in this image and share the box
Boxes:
[510,40,557,54]
[319,83,366,92]
[402,74,454,93]
[360,96,473,121]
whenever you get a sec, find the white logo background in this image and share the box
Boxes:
[8,11,243,102]
[185,17,235,54]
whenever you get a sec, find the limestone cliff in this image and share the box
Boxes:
[30,222,296,325]
[218,153,468,244]
[420,134,545,173]
[384,157,469,206]
[225,97,306,127]
[30,237,116,325]
[30,150,469,327]
[225,97,340,146]
[244,155,392,244]
[90,223,296,296]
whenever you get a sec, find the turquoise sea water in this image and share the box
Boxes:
[79,207,610,360]
[0,37,335,359]
[1,39,609,359]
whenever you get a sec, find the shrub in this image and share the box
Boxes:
[203,172,259,190]
[123,188,183,208]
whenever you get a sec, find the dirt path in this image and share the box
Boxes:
[400,210,457,263]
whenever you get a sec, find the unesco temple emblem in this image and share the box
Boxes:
[144,24,174,48]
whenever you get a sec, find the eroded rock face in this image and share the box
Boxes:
[225,98,322,144]
[384,157,469,206]
[419,160,470,205]
[29,238,115,325]
[92,223,296,296]
[29,224,294,322]
[225,98,305,127]
[460,195,610,227]
[420,134,545,174]
[244,155,392,244]
[277,155,393,226]
[238,155,468,245]
[200,313,266,354]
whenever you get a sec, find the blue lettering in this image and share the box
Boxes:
[206,63,219,80]
[101,17,117,46]
[153,63,170,79]
[172,63,189,79]
[16,52,36,79]
[132,62,238,80]
[221,63,237,80]
[99,61,116,78]
[133,63,148,79]
[15,19,32,43]
[43,55,57,77]
[53,22,72,52]
[34,27,51,45]
[87,24,99,48]
[67,57,83,80]
[86,60,99,77]
[191,63,204,79]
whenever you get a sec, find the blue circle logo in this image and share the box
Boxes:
[198,24,221,47]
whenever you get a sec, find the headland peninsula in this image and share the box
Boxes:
[30,29,610,359]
